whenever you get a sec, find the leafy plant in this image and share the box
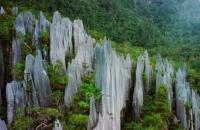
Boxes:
[68,114,88,130]
[11,62,25,81]
[48,62,68,90]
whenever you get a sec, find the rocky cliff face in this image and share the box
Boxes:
[0,7,200,130]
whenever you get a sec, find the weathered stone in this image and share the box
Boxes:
[0,119,7,130]
[50,11,72,70]
[15,12,34,35]
[191,90,200,130]
[132,55,144,120]
[156,55,174,111]
[88,97,98,130]
[12,6,18,15]
[132,50,152,120]
[6,81,26,125]
[53,119,63,130]
[0,6,5,15]
[33,51,51,107]
[176,68,191,129]
[93,41,132,130]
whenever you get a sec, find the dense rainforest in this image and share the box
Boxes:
[0,0,200,130]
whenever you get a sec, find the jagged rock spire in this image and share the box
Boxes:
[176,68,192,129]
[6,81,26,125]
[92,41,132,130]
[50,11,73,71]
[53,119,63,130]
[132,50,152,120]
[156,55,174,111]
[0,6,5,15]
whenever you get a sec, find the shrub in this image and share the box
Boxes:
[11,62,25,81]
[51,90,64,106]
[184,101,192,110]
[32,107,62,121]
[48,62,68,90]
[10,116,34,130]
[68,114,88,130]
[125,122,143,130]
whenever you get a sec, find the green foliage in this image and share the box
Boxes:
[10,116,34,130]
[51,90,64,106]
[66,73,101,129]
[125,122,143,130]
[11,62,25,81]
[125,85,170,130]
[0,13,15,44]
[188,69,200,94]
[39,31,50,52]
[184,101,192,110]
[111,41,144,61]
[32,107,62,120]
[68,114,88,130]
[48,62,68,90]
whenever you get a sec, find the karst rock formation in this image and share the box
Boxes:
[0,7,200,130]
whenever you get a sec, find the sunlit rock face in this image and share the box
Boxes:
[176,68,191,129]
[53,119,63,130]
[132,50,152,120]
[64,27,95,107]
[156,55,174,111]
[0,6,5,15]
[50,11,72,70]
[92,41,132,130]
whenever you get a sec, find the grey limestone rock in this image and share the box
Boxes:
[93,41,132,130]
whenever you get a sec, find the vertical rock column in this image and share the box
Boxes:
[93,41,132,130]
[176,68,191,129]
[64,20,95,107]
[191,90,200,130]
[50,11,72,71]
[132,51,152,120]
[156,55,174,111]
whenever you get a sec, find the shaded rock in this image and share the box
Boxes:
[15,11,34,35]
[88,97,98,130]
[12,7,18,15]
[6,81,26,125]
[132,50,152,120]
[33,51,51,107]
[33,12,50,45]
[132,55,144,120]
[191,90,200,130]
[0,43,4,106]
[0,119,7,130]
